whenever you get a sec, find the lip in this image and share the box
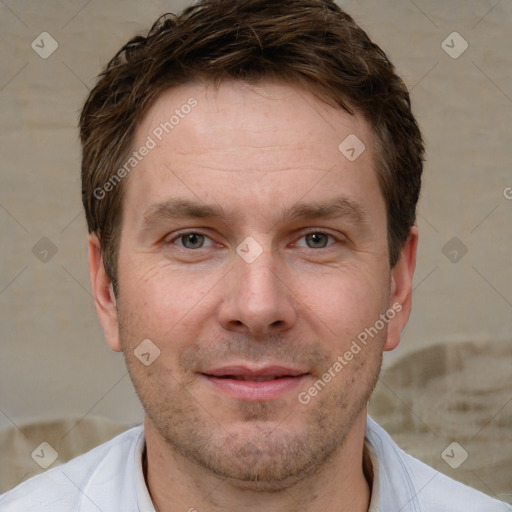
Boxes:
[201,365,310,401]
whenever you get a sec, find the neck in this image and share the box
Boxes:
[143,412,372,512]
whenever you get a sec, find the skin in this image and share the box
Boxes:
[89,80,418,512]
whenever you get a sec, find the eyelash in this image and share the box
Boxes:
[167,230,342,251]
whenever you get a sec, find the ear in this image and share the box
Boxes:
[88,233,122,352]
[384,226,418,352]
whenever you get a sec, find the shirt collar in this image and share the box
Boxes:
[134,428,157,512]
[365,438,381,512]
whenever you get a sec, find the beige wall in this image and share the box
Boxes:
[1,0,511,439]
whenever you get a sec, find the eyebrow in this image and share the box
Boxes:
[142,197,370,229]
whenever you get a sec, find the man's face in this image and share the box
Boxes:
[94,81,414,489]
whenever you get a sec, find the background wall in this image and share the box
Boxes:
[0,0,511,497]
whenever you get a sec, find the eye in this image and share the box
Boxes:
[170,232,214,249]
[295,232,337,249]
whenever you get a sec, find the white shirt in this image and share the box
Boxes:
[0,416,510,511]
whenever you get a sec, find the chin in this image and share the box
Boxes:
[191,428,329,492]
[157,402,356,493]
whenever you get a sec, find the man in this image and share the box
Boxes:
[1,0,510,510]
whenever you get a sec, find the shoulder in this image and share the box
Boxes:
[0,424,144,512]
[398,447,512,511]
[366,416,512,512]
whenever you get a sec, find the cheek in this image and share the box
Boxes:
[296,264,390,340]
[118,260,222,344]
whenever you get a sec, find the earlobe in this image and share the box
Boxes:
[384,226,418,352]
[88,234,122,352]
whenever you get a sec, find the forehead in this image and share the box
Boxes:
[126,80,383,226]
[136,80,372,166]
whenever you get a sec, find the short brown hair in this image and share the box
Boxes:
[80,0,424,291]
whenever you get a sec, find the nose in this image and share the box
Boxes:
[216,243,297,337]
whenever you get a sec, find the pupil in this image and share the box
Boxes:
[184,234,203,248]
[308,233,327,248]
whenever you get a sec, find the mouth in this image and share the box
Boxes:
[216,375,289,382]
[200,365,310,401]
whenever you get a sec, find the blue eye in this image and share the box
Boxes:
[173,233,213,249]
[296,232,336,249]
[306,233,330,248]
[168,231,338,251]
